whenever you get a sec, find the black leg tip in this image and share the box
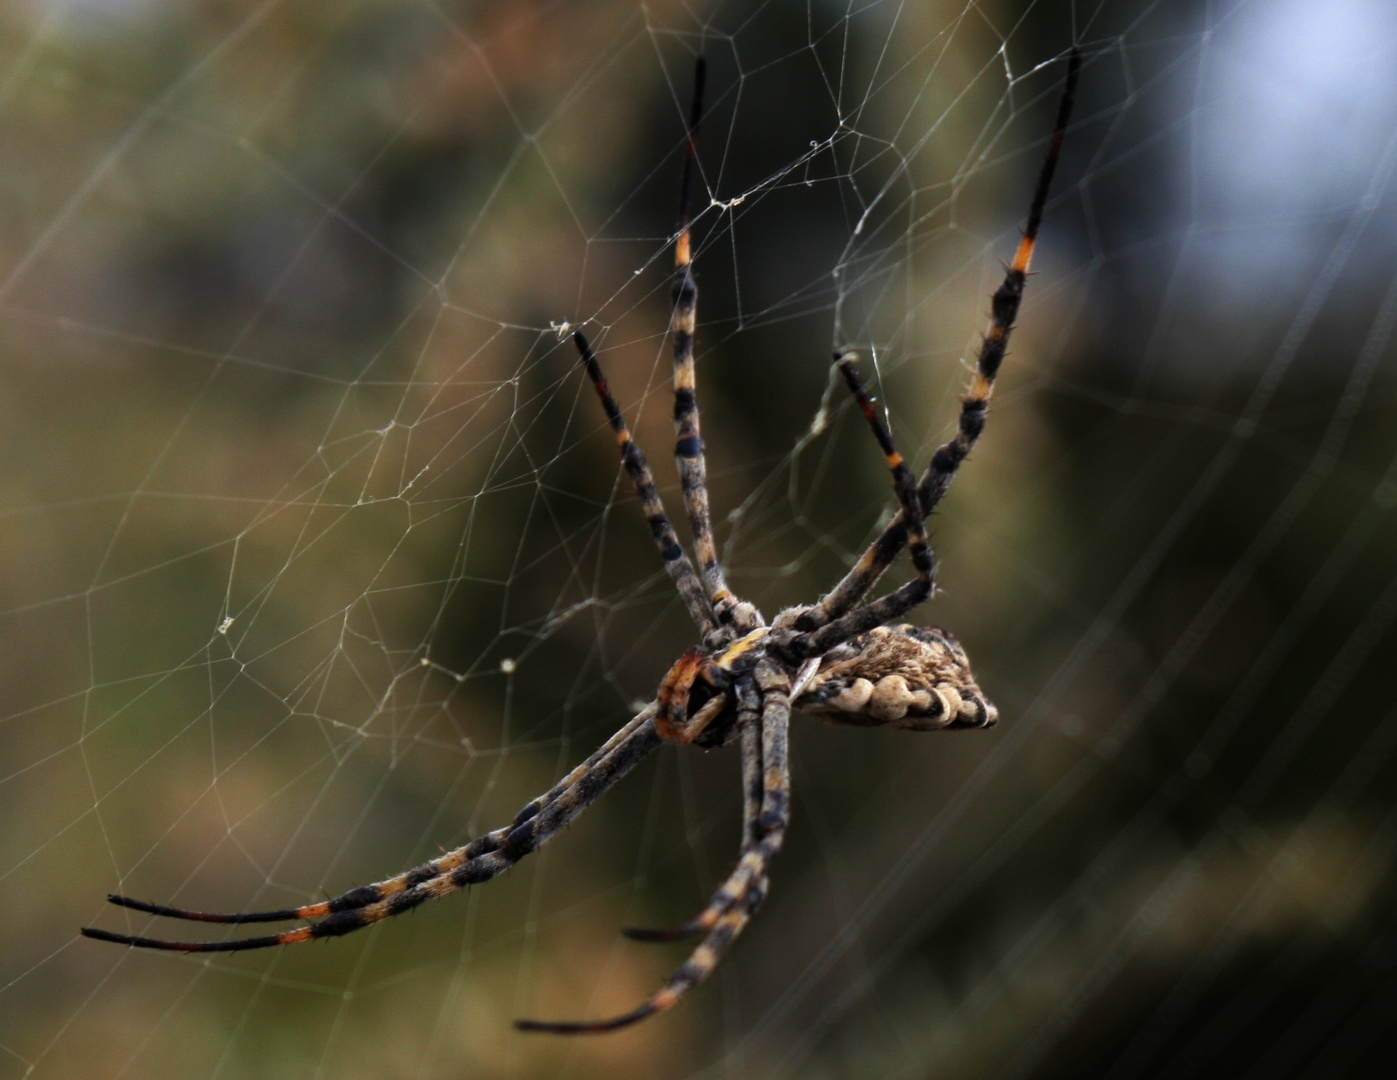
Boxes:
[81,926,132,946]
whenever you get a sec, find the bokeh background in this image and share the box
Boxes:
[3,0,1397,1077]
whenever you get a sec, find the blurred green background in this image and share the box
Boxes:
[3,0,1397,1077]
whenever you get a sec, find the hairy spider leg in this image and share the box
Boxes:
[575,329,717,637]
[792,354,936,656]
[624,679,766,943]
[82,713,663,952]
[96,705,656,928]
[668,57,746,634]
[807,47,1081,629]
[739,695,765,847]
[516,659,791,1033]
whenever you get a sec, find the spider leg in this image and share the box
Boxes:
[790,354,935,657]
[739,683,766,849]
[516,660,790,1034]
[668,59,747,633]
[83,712,662,952]
[624,677,763,942]
[919,48,1082,516]
[101,706,659,928]
[575,329,717,638]
[802,48,1081,630]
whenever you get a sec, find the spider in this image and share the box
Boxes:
[83,49,1081,1034]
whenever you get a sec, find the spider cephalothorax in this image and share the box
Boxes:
[654,634,755,747]
[84,49,1079,1035]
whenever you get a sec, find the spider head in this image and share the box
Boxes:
[655,627,774,746]
[655,647,733,745]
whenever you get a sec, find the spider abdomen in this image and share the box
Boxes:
[794,624,997,730]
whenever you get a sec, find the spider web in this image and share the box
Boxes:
[4,0,1397,1077]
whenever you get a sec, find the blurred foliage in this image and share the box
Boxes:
[2,0,1396,1078]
